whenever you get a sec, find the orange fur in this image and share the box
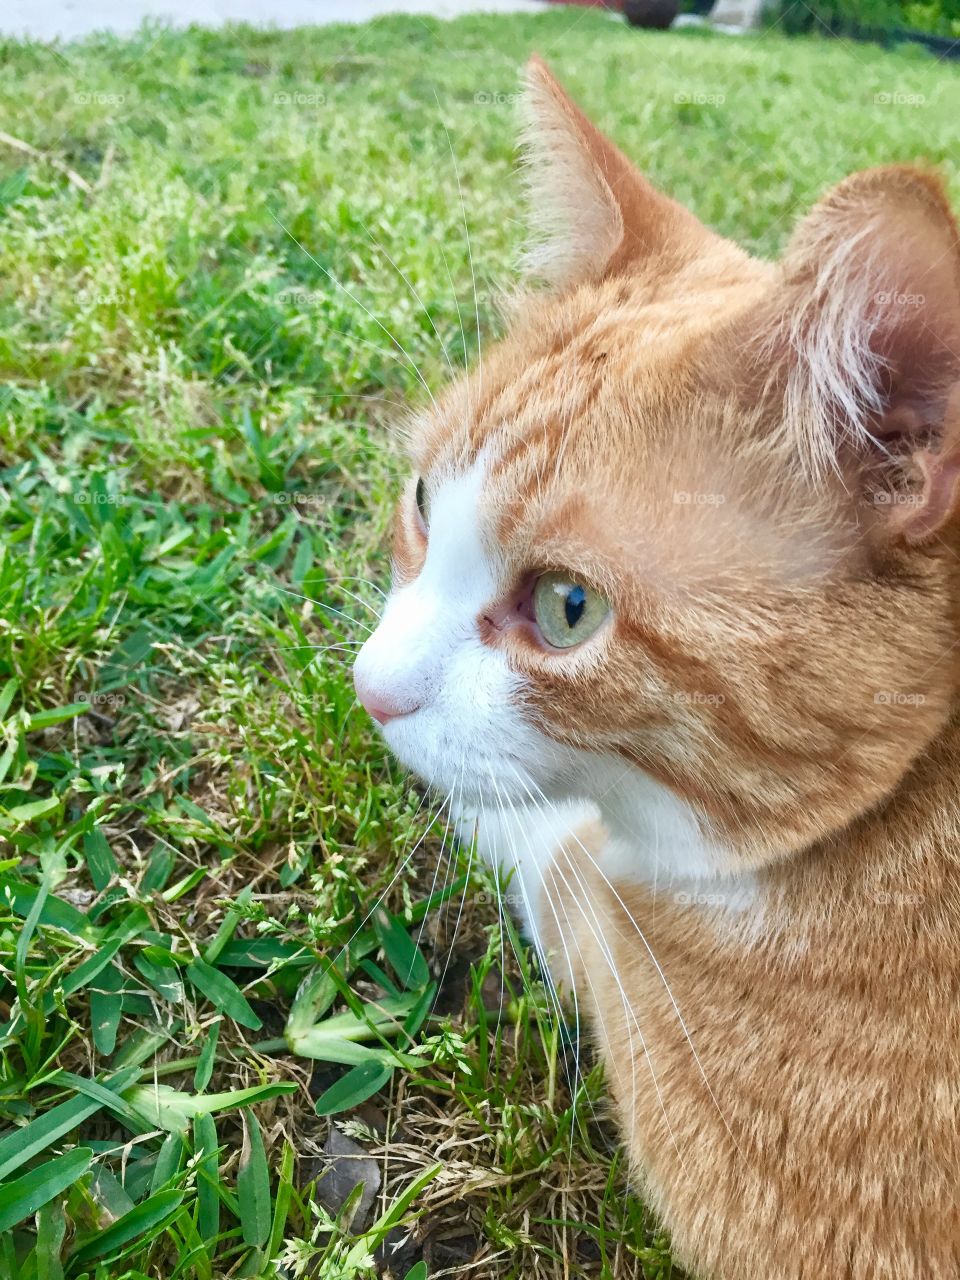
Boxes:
[379,58,960,1277]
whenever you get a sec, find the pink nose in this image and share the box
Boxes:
[353,672,420,725]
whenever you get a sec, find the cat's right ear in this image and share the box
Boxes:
[520,56,727,290]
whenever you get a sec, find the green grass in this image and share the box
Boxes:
[0,8,957,1278]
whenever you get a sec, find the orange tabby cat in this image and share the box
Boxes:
[353,57,960,1279]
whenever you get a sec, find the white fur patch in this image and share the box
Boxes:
[455,798,596,943]
[575,754,757,912]
[353,460,547,803]
[355,461,758,929]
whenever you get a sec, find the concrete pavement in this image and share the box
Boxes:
[3,0,546,43]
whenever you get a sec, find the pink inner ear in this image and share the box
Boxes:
[754,166,960,477]
[897,386,960,545]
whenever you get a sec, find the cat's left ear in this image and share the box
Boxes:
[519,55,734,289]
[766,166,960,545]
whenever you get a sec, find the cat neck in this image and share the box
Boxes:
[818,704,960,886]
[574,754,758,899]
[573,707,960,900]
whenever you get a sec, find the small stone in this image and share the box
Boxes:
[314,1128,380,1231]
[373,1226,421,1277]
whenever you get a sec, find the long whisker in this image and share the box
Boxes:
[311,391,413,413]
[274,587,375,635]
[266,641,365,654]
[485,773,588,1128]
[470,790,534,1042]
[333,779,449,966]
[499,765,668,1161]
[414,788,455,962]
[338,574,387,600]
[278,571,388,604]
[413,759,460,962]
[549,838,689,1176]
[437,239,470,378]
[523,773,744,1162]
[436,109,483,396]
[488,774,602,1154]
[434,758,474,1000]
[358,218,458,379]
[326,581,383,621]
[270,211,440,412]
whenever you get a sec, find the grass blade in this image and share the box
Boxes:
[236,1108,270,1248]
[82,828,118,891]
[186,960,262,1031]
[127,1081,297,1133]
[51,1071,154,1134]
[0,1147,93,1232]
[314,1060,394,1117]
[67,1188,186,1266]
[193,1113,220,1243]
[193,1016,220,1092]
[90,962,123,1055]
[35,1195,66,1280]
[0,1068,138,1182]
[25,703,90,732]
[266,1141,294,1263]
[150,1132,184,1195]
[0,1100,98,1185]
[373,909,429,991]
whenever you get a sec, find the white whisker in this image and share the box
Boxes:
[485,772,592,1139]
[270,211,440,412]
[275,587,375,636]
[523,773,744,1163]
[500,763,683,1172]
[358,217,458,379]
[436,106,483,399]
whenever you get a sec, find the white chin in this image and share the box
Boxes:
[380,707,550,805]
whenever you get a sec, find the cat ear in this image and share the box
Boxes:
[519,55,722,289]
[768,166,960,541]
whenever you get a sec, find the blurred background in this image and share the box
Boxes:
[6,0,548,44]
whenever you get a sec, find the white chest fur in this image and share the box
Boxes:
[456,756,758,950]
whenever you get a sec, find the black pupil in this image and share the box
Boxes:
[564,584,586,629]
[415,477,427,520]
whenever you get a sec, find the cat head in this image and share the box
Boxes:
[353,57,960,871]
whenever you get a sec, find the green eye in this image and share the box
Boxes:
[533,572,610,649]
